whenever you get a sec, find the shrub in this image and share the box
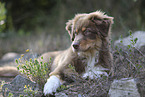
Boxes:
[113,31,145,78]
[16,49,51,89]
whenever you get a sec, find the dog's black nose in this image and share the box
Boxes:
[73,43,79,49]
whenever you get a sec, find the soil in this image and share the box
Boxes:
[0,46,145,97]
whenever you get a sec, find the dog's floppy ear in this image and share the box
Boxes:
[90,16,113,37]
[66,20,75,41]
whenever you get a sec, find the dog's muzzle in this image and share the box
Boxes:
[72,43,79,50]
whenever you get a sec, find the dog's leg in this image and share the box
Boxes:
[97,38,113,74]
[62,67,84,83]
[43,62,82,95]
[43,49,75,95]
[43,75,63,95]
[43,68,78,95]
[43,65,65,95]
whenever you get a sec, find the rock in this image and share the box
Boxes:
[2,75,42,97]
[55,92,68,97]
[1,52,19,61]
[114,31,145,49]
[108,78,140,97]
[136,77,145,97]
[1,52,38,63]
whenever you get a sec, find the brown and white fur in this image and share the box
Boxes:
[37,11,114,95]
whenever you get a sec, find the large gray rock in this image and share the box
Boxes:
[108,78,140,97]
[1,52,19,61]
[114,31,145,49]
[2,75,42,97]
[1,75,70,97]
[0,52,38,66]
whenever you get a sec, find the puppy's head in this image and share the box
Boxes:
[66,11,113,52]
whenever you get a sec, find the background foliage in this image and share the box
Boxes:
[0,0,145,56]
[1,0,145,34]
[0,2,6,33]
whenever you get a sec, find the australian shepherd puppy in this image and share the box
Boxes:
[38,10,114,96]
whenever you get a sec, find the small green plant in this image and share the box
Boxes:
[127,30,138,51]
[0,80,6,90]
[23,85,39,97]
[126,31,141,69]
[57,85,67,92]
[68,64,75,72]
[16,49,51,89]
[8,92,13,97]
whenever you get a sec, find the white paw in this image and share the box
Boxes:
[43,75,62,95]
[82,66,109,79]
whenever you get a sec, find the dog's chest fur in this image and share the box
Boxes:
[73,51,108,79]
[73,51,99,78]
[83,56,97,79]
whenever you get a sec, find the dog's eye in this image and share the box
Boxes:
[84,30,96,39]
[84,31,92,36]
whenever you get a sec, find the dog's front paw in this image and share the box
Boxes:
[82,66,109,79]
[43,75,62,95]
